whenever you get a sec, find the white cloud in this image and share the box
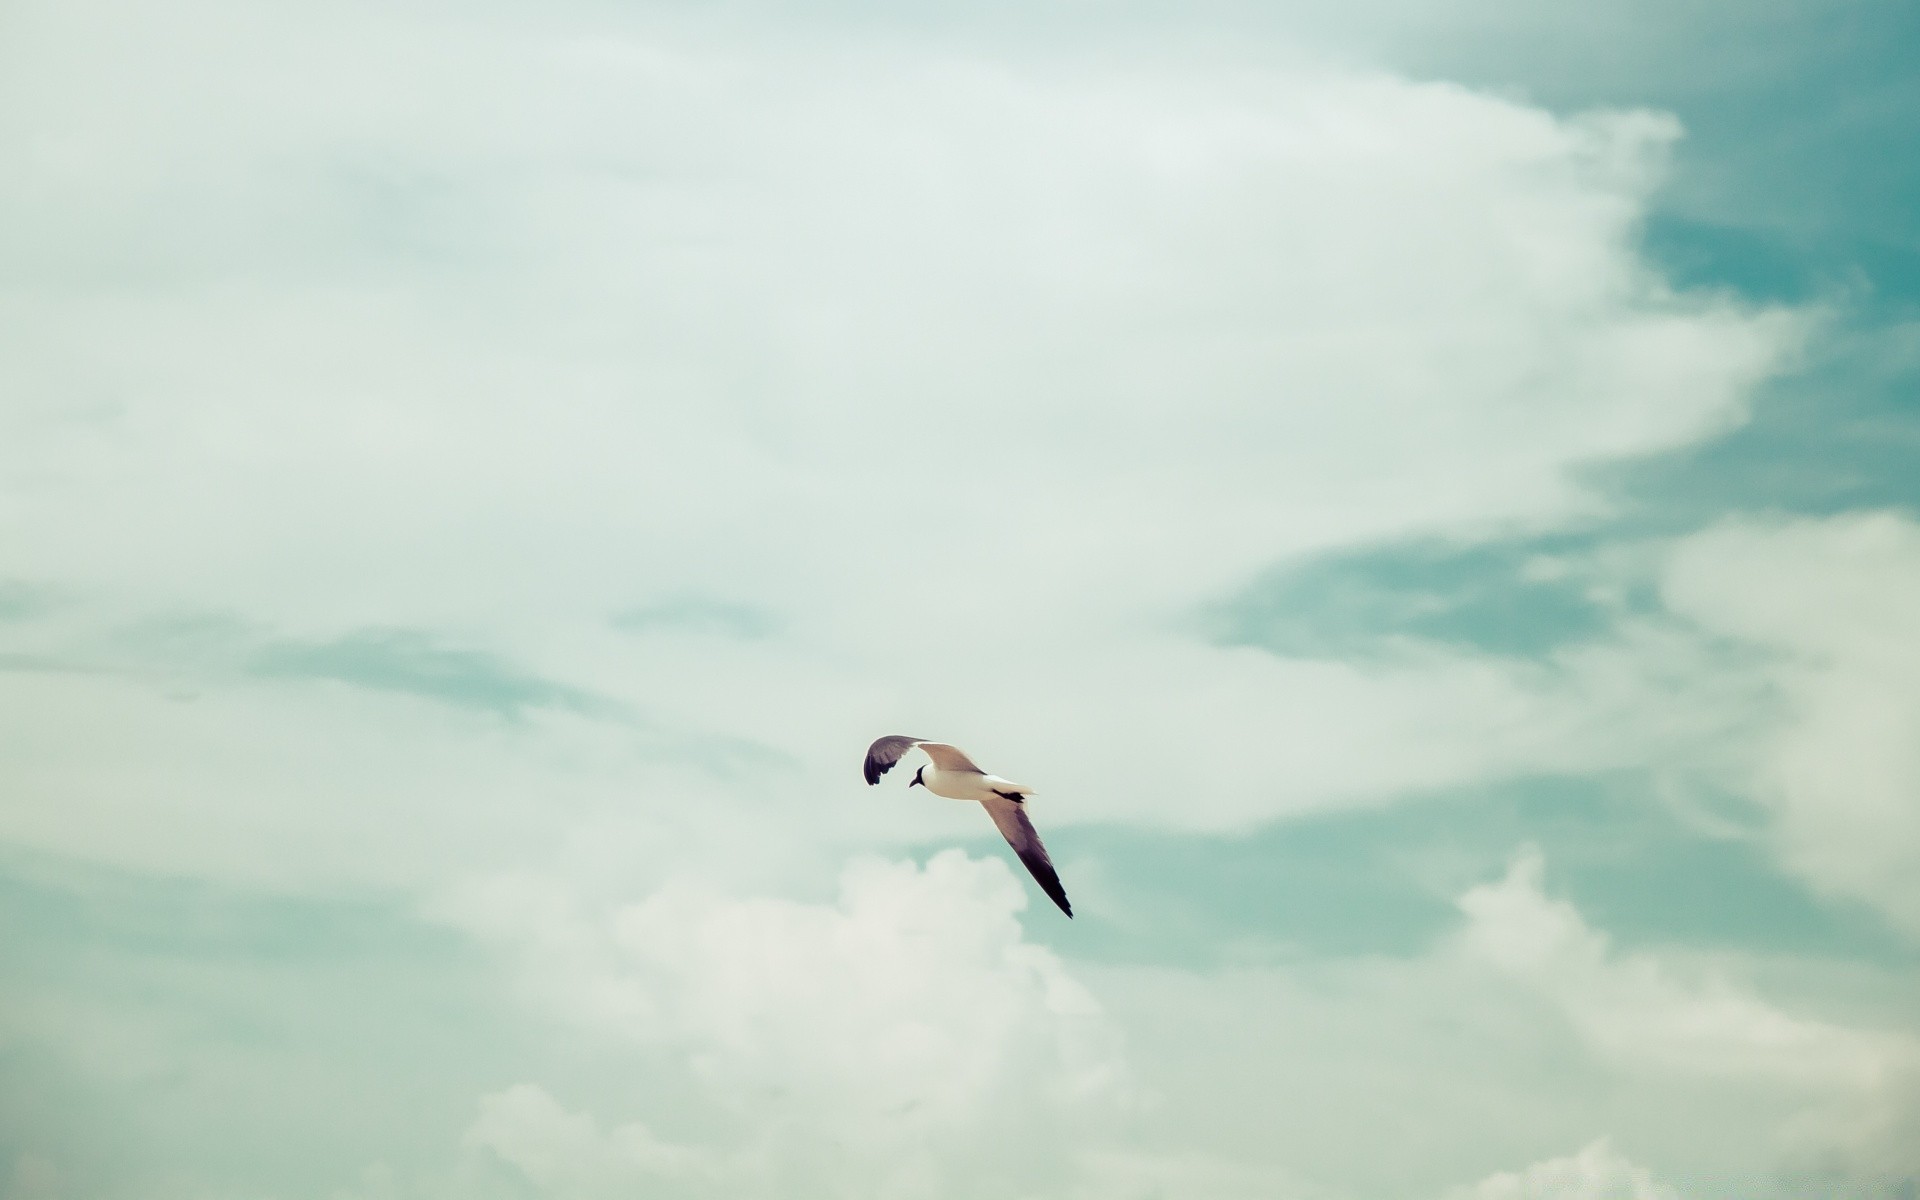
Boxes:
[1444,1139,1679,1200]
[1779,1064,1920,1197]
[435,846,1912,1200]
[458,1083,1340,1200]
[1662,512,1920,934]
[0,8,1871,1198]
[1456,846,1900,1085]
[0,0,1804,889]
[435,851,1134,1196]
[464,1084,719,1198]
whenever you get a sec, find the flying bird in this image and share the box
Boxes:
[863,736,1072,918]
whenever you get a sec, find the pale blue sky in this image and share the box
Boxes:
[3,2,1918,1198]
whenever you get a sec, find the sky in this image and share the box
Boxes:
[3,1,1919,1197]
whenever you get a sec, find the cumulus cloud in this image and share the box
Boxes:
[1661,512,1920,935]
[459,1083,1337,1200]
[1442,849,1920,1196]
[464,1084,719,1198]
[1456,846,1900,1085]
[435,846,1911,1199]
[437,851,1133,1196]
[1444,1139,1679,1200]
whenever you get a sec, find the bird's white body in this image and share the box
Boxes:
[920,765,1033,804]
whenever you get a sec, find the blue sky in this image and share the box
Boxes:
[4,2,1919,1198]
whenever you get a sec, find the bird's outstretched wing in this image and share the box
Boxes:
[981,795,1073,918]
[916,742,984,775]
[863,735,928,785]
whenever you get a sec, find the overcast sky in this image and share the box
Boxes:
[4,2,1919,1198]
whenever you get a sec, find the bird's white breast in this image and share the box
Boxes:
[922,768,1026,803]
[922,767,990,802]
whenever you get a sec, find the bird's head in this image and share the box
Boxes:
[909,766,925,788]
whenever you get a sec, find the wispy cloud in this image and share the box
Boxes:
[611,598,777,641]
[250,627,617,719]
[0,601,623,719]
[1202,535,1619,660]
[0,582,67,623]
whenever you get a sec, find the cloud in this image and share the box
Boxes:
[1204,534,1615,660]
[1779,1066,1920,1198]
[1443,1138,1679,1200]
[1661,512,1920,934]
[249,627,617,719]
[0,595,616,719]
[464,1085,719,1198]
[0,0,1807,891]
[436,851,1134,1196]
[611,598,777,642]
[0,582,67,623]
[433,844,1905,1200]
[458,1083,1343,1200]
[1,7,1883,1198]
[1456,846,1900,1085]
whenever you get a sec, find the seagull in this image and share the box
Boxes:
[863,735,1072,918]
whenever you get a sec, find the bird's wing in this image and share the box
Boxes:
[863,735,928,785]
[916,742,984,774]
[980,795,1073,918]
